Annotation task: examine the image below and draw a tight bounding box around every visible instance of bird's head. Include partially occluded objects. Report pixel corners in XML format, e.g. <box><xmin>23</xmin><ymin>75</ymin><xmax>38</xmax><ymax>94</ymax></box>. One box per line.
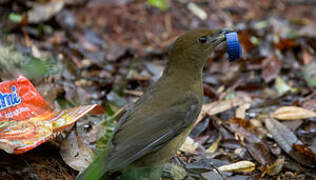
<box><xmin>168</xmin><ymin>28</ymin><xmax>234</xmax><ymax>70</ymax></box>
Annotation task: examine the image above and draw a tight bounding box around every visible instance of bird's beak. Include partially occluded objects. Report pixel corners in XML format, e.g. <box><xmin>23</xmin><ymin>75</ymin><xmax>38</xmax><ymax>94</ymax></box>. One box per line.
<box><xmin>211</xmin><ymin>28</ymin><xmax>234</xmax><ymax>46</ymax></box>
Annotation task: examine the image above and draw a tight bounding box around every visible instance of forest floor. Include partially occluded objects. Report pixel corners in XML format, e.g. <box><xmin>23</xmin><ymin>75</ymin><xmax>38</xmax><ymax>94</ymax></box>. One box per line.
<box><xmin>0</xmin><ymin>0</ymin><xmax>315</xmax><ymax>179</ymax></box>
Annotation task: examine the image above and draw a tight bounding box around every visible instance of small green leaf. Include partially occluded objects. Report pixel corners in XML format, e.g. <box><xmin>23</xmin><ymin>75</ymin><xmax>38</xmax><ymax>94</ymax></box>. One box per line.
<box><xmin>147</xmin><ymin>0</ymin><xmax>168</xmax><ymax>11</ymax></box>
<box><xmin>22</xmin><ymin>58</ymin><xmax>52</xmax><ymax>79</ymax></box>
<box><xmin>254</xmin><ymin>21</ymin><xmax>268</xmax><ymax>30</ymax></box>
<box><xmin>250</xmin><ymin>36</ymin><xmax>260</xmax><ymax>45</ymax></box>
<box><xmin>104</xmin><ymin>103</ymin><xmax>115</xmax><ymax>116</ymax></box>
<box><xmin>274</xmin><ymin>76</ymin><xmax>291</xmax><ymax>95</ymax></box>
<box><xmin>9</xmin><ymin>13</ymin><xmax>23</xmax><ymax>23</ymax></box>
<box><xmin>303</xmin><ymin>61</ymin><xmax>316</xmax><ymax>87</ymax></box>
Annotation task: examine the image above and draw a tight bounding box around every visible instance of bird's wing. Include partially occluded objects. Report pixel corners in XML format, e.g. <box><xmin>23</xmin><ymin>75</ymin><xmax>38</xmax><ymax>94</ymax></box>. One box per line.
<box><xmin>106</xmin><ymin>94</ymin><xmax>200</xmax><ymax>171</ymax></box>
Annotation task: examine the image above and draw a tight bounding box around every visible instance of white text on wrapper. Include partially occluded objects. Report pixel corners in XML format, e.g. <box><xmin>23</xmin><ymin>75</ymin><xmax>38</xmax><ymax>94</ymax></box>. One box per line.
<box><xmin>0</xmin><ymin>86</ymin><xmax>22</xmax><ymax>111</ymax></box>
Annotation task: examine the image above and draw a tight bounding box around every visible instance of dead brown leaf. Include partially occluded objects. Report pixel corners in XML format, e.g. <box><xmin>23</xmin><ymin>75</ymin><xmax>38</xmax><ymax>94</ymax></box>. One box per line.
<box><xmin>275</xmin><ymin>39</ymin><xmax>296</xmax><ymax>51</ymax></box>
<box><xmin>226</xmin><ymin>118</ymin><xmax>261</xmax><ymax>143</ymax></box>
<box><xmin>60</xmin><ymin>130</ymin><xmax>94</xmax><ymax>172</ymax></box>
<box><xmin>195</xmin><ymin>95</ymin><xmax>252</xmax><ymax>125</ymax></box>
<box><xmin>246</xmin><ymin>142</ymin><xmax>274</xmax><ymax>166</ymax></box>
<box><xmin>262</xmin><ymin>54</ymin><xmax>282</xmax><ymax>83</ymax></box>
<box><xmin>263</xmin><ymin>156</ymin><xmax>285</xmax><ymax>176</ymax></box>
<box><xmin>265</xmin><ymin>118</ymin><xmax>316</xmax><ymax>168</ymax></box>
<box><xmin>302</xmin><ymin>50</ymin><xmax>313</xmax><ymax>65</ymax></box>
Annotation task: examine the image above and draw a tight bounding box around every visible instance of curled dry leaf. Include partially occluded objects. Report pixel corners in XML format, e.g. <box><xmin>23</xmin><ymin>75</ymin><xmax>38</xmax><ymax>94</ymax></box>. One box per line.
<box><xmin>271</xmin><ymin>106</ymin><xmax>316</xmax><ymax>120</ymax></box>
<box><xmin>60</xmin><ymin>130</ymin><xmax>94</xmax><ymax>172</ymax></box>
<box><xmin>265</xmin><ymin>118</ymin><xmax>316</xmax><ymax>168</ymax></box>
<box><xmin>218</xmin><ymin>161</ymin><xmax>255</xmax><ymax>173</ymax></box>
<box><xmin>179</xmin><ymin>136</ymin><xmax>199</xmax><ymax>153</ymax></box>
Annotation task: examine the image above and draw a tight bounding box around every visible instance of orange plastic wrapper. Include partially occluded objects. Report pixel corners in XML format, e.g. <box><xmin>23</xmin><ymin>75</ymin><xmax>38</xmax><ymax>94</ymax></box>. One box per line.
<box><xmin>0</xmin><ymin>76</ymin><xmax>104</xmax><ymax>154</ymax></box>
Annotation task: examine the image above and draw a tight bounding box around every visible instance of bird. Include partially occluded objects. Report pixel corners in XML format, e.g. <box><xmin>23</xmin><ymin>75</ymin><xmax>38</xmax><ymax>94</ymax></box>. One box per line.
<box><xmin>78</xmin><ymin>28</ymin><xmax>234</xmax><ymax>180</ymax></box>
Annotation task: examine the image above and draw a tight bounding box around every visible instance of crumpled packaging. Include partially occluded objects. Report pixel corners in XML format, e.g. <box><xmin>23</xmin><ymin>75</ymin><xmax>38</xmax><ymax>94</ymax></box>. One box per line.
<box><xmin>0</xmin><ymin>75</ymin><xmax>104</xmax><ymax>154</ymax></box>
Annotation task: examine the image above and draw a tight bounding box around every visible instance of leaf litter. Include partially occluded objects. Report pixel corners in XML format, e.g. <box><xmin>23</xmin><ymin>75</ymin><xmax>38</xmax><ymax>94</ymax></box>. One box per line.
<box><xmin>0</xmin><ymin>0</ymin><xmax>316</xmax><ymax>179</ymax></box>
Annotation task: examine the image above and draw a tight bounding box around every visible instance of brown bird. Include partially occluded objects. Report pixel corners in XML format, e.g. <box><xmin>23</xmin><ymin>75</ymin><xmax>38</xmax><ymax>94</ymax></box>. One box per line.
<box><xmin>78</xmin><ymin>28</ymin><xmax>234</xmax><ymax>180</ymax></box>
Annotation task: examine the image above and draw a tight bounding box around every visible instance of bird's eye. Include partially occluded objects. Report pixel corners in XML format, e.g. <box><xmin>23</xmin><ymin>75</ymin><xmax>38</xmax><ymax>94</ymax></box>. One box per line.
<box><xmin>198</xmin><ymin>36</ymin><xmax>208</xmax><ymax>44</ymax></box>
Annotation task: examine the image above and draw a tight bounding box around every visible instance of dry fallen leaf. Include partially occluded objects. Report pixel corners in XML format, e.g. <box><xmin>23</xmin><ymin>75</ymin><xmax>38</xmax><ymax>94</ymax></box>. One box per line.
<box><xmin>28</xmin><ymin>0</ymin><xmax>65</xmax><ymax>23</ymax></box>
<box><xmin>195</xmin><ymin>95</ymin><xmax>252</xmax><ymax>125</ymax></box>
<box><xmin>246</xmin><ymin>142</ymin><xmax>274</xmax><ymax>166</ymax></box>
<box><xmin>301</xmin><ymin>99</ymin><xmax>316</xmax><ymax>111</ymax></box>
<box><xmin>236</xmin><ymin>103</ymin><xmax>251</xmax><ymax>119</ymax></box>
<box><xmin>204</xmin><ymin>99</ymin><xmax>240</xmax><ymax>116</ymax></box>
<box><xmin>263</xmin><ymin>157</ymin><xmax>285</xmax><ymax>176</ymax></box>
<box><xmin>187</xmin><ymin>2</ymin><xmax>207</xmax><ymax>20</ymax></box>
<box><xmin>265</xmin><ymin>118</ymin><xmax>316</xmax><ymax>168</ymax></box>
<box><xmin>180</xmin><ymin>136</ymin><xmax>199</xmax><ymax>153</ymax></box>
<box><xmin>265</xmin><ymin>118</ymin><xmax>302</xmax><ymax>153</ymax></box>
<box><xmin>271</xmin><ymin>106</ymin><xmax>316</xmax><ymax>120</ymax></box>
<box><xmin>60</xmin><ymin>130</ymin><xmax>94</xmax><ymax>172</ymax></box>
<box><xmin>226</xmin><ymin>118</ymin><xmax>261</xmax><ymax>144</ymax></box>
<box><xmin>218</xmin><ymin>161</ymin><xmax>255</xmax><ymax>173</ymax></box>
<box><xmin>206</xmin><ymin>134</ymin><xmax>222</xmax><ymax>153</ymax></box>
<box><xmin>262</xmin><ymin>54</ymin><xmax>282</xmax><ymax>83</ymax></box>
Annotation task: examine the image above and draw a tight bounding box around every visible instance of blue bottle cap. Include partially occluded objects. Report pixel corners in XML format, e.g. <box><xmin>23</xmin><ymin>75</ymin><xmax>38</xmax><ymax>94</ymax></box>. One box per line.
<box><xmin>225</xmin><ymin>32</ymin><xmax>242</xmax><ymax>61</ymax></box>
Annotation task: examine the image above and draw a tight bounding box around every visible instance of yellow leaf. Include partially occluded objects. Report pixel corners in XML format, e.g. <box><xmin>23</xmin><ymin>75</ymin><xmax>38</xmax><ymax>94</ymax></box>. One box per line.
<box><xmin>206</xmin><ymin>134</ymin><xmax>222</xmax><ymax>153</ymax></box>
<box><xmin>271</xmin><ymin>106</ymin><xmax>316</xmax><ymax>120</ymax></box>
<box><xmin>218</xmin><ymin>161</ymin><xmax>255</xmax><ymax>173</ymax></box>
